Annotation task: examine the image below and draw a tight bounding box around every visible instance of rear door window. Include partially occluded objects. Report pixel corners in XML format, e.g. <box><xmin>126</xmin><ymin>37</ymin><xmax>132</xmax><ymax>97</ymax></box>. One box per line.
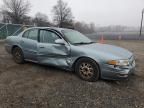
<box><xmin>23</xmin><ymin>29</ymin><xmax>38</xmax><ymax>41</ymax></box>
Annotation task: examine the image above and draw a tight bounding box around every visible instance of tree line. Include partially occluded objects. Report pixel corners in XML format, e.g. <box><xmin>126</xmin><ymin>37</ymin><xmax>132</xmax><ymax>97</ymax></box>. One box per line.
<box><xmin>0</xmin><ymin>0</ymin><xmax>96</xmax><ymax>34</ymax></box>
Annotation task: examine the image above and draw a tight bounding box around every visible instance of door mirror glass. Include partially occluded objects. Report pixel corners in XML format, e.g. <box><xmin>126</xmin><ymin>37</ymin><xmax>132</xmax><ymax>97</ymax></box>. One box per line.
<box><xmin>55</xmin><ymin>39</ymin><xmax>66</xmax><ymax>45</ymax></box>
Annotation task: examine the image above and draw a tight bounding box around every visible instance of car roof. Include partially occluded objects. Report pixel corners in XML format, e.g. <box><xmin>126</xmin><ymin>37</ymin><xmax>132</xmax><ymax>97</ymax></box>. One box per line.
<box><xmin>26</xmin><ymin>27</ymin><xmax>72</xmax><ymax>33</ymax></box>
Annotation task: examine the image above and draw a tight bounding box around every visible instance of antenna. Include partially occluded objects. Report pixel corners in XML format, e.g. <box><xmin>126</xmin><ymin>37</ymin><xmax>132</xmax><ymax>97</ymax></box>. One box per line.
<box><xmin>139</xmin><ymin>8</ymin><xmax>144</xmax><ymax>37</ymax></box>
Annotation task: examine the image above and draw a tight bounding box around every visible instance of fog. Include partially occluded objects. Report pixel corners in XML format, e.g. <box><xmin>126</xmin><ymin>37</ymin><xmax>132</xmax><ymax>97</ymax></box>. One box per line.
<box><xmin>28</xmin><ymin>0</ymin><xmax>144</xmax><ymax>27</ymax></box>
<box><xmin>0</xmin><ymin>0</ymin><xmax>143</xmax><ymax>27</ymax></box>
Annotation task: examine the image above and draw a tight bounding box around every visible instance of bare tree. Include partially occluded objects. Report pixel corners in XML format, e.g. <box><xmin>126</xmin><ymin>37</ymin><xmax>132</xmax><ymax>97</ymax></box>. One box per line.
<box><xmin>89</xmin><ymin>23</ymin><xmax>96</xmax><ymax>33</ymax></box>
<box><xmin>52</xmin><ymin>0</ymin><xmax>74</xmax><ymax>28</ymax></box>
<box><xmin>1</xmin><ymin>0</ymin><xmax>31</xmax><ymax>24</ymax></box>
<box><xmin>34</xmin><ymin>12</ymin><xmax>48</xmax><ymax>26</ymax></box>
<box><xmin>0</xmin><ymin>11</ymin><xmax>2</xmax><ymax>22</ymax></box>
<box><xmin>74</xmin><ymin>22</ymin><xmax>96</xmax><ymax>34</ymax></box>
<box><xmin>33</xmin><ymin>12</ymin><xmax>51</xmax><ymax>26</ymax></box>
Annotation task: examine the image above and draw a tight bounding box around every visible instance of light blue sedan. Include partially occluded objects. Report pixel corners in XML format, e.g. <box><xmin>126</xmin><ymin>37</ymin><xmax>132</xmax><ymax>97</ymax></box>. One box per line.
<box><xmin>5</xmin><ymin>27</ymin><xmax>135</xmax><ymax>81</ymax></box>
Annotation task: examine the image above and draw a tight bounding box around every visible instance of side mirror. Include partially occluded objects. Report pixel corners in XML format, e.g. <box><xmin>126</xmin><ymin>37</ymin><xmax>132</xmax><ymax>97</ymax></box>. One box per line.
<box><xmin>55</xmin><ymin>39</ymin><xmax>66</xmax><ymax>45</ymax></box>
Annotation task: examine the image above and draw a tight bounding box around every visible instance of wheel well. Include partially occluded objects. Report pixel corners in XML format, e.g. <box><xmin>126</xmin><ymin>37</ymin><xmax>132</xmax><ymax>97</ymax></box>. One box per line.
<box><xmin>11</xmin><ymin>45</ymin><xmax>19</xmax><ymax>53</ymax></box>
<box><xmin>72</xmin><ymin>57</ymin><xmax>101</xmax><ymax>74</ymax></box>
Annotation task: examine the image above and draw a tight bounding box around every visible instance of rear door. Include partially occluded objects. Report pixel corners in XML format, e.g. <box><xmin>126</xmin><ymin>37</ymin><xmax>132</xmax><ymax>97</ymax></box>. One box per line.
<box><xmin>37</xmin><ymin>29</ymin><xmax>70</xmax><ymax>67</ymax></box>
<box><xmin>20</xmin><ymin>29</ymin><xmax>38</xmax><ymax>61</ymax></box>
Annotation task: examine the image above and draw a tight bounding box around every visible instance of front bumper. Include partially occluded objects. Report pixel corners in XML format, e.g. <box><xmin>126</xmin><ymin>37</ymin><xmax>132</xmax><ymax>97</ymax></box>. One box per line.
<box><xmin>101</xmin><ymin>59</ymin><xmax>136</xmax><ymax>80</ymax></box>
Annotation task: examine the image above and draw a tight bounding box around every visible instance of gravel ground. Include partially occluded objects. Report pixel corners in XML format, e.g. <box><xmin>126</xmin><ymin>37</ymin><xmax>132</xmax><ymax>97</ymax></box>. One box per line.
<box><xmin>0</xmin><ymin>40</ymin><xmax>144</xmax><ymax>108</ymax></box>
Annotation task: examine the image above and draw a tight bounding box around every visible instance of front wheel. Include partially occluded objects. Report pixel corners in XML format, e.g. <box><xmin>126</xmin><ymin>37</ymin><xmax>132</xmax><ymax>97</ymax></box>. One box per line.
<box><xmin>12</xmin><ymin>47</ymin><xmax>25</xmax><ymax>64</ymax></box>
<box><xmin>75</xmin><ymin>58</ymin><xmax>100</xmax><ymax>82</ymax></box>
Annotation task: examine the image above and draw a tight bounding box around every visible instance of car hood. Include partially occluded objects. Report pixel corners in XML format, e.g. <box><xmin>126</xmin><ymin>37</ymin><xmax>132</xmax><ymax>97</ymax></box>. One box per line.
<box><xmin>77</xmin><ymin>43</ymin><xmax>133</xmax><ymax>60</ymax></box>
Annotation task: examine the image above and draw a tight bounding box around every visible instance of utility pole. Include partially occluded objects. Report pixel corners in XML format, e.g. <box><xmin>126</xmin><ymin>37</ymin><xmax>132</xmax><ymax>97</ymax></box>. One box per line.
<box><xmin>139</xmin><ymin>9</ymin><xmax>144</xmax><ymax>37</ymax></box>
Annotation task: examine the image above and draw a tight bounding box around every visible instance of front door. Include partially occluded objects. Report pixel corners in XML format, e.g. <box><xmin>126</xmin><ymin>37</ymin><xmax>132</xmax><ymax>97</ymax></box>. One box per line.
<box><xmin>37</xmin><ymin>29</ymin><xmax>70</xmax><ymax>67</ymax></box>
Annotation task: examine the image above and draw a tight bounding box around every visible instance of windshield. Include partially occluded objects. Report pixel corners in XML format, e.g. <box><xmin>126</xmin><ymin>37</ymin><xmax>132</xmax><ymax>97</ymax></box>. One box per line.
<box><xmin>62</xmin><ymin>30</ymin><xmax>93</xmax><ymax>45</ymax></box>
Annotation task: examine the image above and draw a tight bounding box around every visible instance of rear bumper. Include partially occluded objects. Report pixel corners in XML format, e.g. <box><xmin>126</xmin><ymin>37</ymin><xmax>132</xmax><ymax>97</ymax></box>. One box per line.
<box><xmin>5</xmin><ymin>44</ymin><xmax>12</xmax><ymax>54</ymax></box>
<box><xmin>101</xmin><ymin>63</ymin><xmax>136</xmax><ymax>80</ymax></box>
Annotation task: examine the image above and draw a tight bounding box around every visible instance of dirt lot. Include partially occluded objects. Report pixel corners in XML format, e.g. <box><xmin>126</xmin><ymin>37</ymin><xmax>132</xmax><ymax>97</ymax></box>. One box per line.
<box><xmin>0</xmin><ymin>40</ymin><xmax>144</xmax><ymax>108</ymax></box>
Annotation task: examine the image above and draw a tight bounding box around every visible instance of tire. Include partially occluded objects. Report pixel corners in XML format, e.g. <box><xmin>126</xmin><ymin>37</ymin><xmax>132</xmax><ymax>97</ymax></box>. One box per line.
<box><xmin>75</xmin><ymin>58</ymin><xmax>100</xmax><ymax>82</ymax></box>
<box><xmin>12</xmin><ymin>47</ymin><xmax>25</xmax><ymax>64</ymax></box>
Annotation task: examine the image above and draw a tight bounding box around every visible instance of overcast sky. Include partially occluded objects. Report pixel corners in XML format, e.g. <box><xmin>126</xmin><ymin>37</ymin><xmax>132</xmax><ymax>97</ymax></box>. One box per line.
<box><xmin>0</xmin><ymin>0</ymin><xmax>144</xmax><ymax>27</ymax></box>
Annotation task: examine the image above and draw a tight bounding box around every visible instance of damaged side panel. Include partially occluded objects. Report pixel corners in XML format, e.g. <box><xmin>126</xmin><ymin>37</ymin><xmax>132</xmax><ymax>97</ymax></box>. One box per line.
<box><xmin>37</xmin><ymin>43</ymin><xmax>71</xmax><ymax>68</ymax></box>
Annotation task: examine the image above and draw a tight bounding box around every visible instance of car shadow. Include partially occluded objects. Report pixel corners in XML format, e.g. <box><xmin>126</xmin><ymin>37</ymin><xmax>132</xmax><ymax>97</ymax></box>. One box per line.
<box><xmin>18</xmin><ymin>61</ymin><xmax>140</xmax><ymax>85</ymax></box>
<box><xmin>25</xmin><ymin>61</ymin><xmax>74</xmax><ymax>75</ymax></box>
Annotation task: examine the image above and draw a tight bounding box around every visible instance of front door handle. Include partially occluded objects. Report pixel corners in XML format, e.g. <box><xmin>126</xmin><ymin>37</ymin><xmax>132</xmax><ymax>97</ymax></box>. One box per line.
<box><xmin>39</xmin><ymin>46</ymin><xmax>45</xmax><ymax>48</ymax></box>
<box><xmin>21</xmin><ymin>40</ymin><xmax>24</xmax><ymax>43</ymax></box>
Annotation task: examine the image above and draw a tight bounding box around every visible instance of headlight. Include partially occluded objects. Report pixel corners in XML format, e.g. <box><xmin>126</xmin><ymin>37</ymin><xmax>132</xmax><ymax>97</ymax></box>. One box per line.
<box><xmin>107</xmin><ymin>60</ymin><xmax>129</xmax><ymax>66</ymax></box>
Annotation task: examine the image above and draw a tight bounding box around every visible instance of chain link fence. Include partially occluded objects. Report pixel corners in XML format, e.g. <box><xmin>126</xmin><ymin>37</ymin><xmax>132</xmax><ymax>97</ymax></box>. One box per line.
<box><xmin>0</xmin><ymin>23</ymin><xmax>33</xmax><ymax>39</ymax></box>
<box><xmin>0</xmin><ymin>23</ymin><xmax>143</xmax><ymax>40</ymax></box>
<box><xmin>87</xmin><ymin>31</ymin><xmax>144</xmax><ymax>40</ymax></box>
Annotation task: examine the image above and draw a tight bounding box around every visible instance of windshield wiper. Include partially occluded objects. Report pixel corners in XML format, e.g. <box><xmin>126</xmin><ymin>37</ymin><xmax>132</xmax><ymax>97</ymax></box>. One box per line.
<box><xmin>74</xmin><ymin>41</ymin><xmax>95</xmax><ymax>45</ymax></box>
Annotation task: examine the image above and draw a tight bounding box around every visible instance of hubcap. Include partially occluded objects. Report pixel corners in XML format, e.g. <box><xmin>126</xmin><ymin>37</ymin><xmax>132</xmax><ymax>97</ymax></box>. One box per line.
<box><xmin>14</xmin><ymin>49</ymin><xmax>22</xmax><ymax>61</ymax></box>
<box><xmin>79</xmin><ymin>62</ymin><xmax>94</xmax><ymax>79</ymax></box>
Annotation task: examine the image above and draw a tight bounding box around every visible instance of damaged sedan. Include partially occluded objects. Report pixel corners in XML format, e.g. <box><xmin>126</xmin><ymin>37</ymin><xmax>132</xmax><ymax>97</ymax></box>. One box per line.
<box><xmin>5</xmin><ymin>27</ymin><xmax>135</xmax><ymax>81</ymax></box>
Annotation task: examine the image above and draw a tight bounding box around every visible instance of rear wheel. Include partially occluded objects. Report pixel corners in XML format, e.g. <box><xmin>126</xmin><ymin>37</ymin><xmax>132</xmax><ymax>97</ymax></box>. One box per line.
<box><xmin>12</xmin><ymin>47</ymin><xmax>24</xmax><ymax>64</ymax></box>
<box><xmin>75</xmin><ymin>58</ymin><xmax>100</xmax><ymax>82</ymax></box>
